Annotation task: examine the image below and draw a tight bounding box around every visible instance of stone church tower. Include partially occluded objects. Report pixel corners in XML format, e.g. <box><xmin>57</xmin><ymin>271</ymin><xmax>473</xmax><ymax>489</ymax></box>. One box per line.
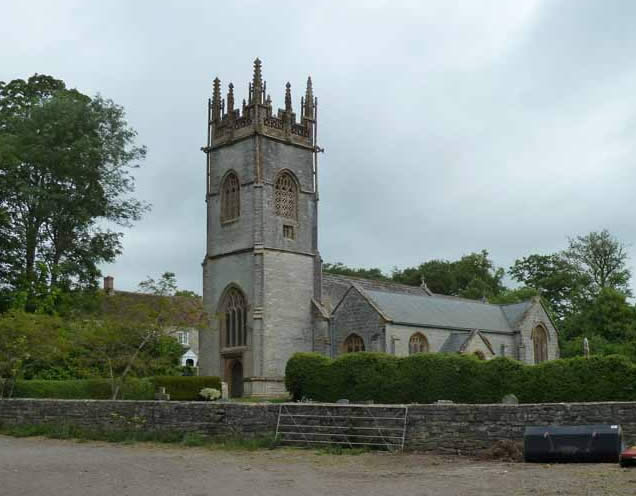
<box><xmin>199</xmin><ymin>59</ymin><xmax>321</xmax><ymax>397</ymax></box>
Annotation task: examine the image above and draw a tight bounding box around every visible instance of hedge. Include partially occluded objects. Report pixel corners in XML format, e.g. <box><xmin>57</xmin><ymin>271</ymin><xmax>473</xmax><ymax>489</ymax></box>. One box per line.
<box><xmin>285</xmin><ymin>352</ymin><xmax>636</xmax><ymax>404</ymax></box>
<box><xmin>9</xmin><ymin>376</ymin><xmax>222</xmax><ymax>401</ymax></box>
<box><xmin>11</xmin><ymin>379</ymin><xmax>154</xmax><ymax>400</ymax></box>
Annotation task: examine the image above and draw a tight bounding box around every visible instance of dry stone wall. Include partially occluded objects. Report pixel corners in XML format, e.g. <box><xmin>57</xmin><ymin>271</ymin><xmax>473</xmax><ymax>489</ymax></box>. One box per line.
<box><xmin>1</xmin><ymin>399</ymin><xmax>635</xmax><ymax>453</ymax></box>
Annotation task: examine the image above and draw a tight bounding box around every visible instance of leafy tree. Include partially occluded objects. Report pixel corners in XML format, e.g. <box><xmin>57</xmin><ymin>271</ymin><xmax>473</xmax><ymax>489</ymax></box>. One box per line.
<box><xmin>392</xmin><ymin>250</ymin><xmax>505</xmax><ymax>299</ymax></box>
<box><xmin>561</xmin><ymin>287</ymin><xmax>636</xmax><ymax>343</ymax></box>
<box><xmin>0</xmin><ymin>310</ymin><xmax>62</xmax><ymax>396</ymax></box>
<box><xmin>322</xmin><ymin>262</ymin><xmax>389</xmax><ymax>281</ymax></box>
<box><xmin>509</xmin><ymin>254</ymin><xmax>584</xmax><ymax>320</ymax></box>
<box><xmin>0</xmin><ymin>74</ymin><xmax>147</xmax><ymax>312</ymax></box>
<box><xmin>564</xmin><ymin>229</ymin><xmax>631</xmax><ymax>297</ymax></box>
<box><xmin>75</xmin><ymin>272</ymin><xmax>204</xmax><ymax>399</ymax></box>
<box><xmin>488</xmin><ymin>287</ymin><xmax>539</xmax><ymax>305</ymax></box>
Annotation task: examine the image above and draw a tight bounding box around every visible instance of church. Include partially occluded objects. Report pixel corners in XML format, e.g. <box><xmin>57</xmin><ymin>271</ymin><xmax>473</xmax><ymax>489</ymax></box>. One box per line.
<box><xmin>199</xmin><ymin>59</ymin><xmax>559</xmax><ymax>397</ymax></box>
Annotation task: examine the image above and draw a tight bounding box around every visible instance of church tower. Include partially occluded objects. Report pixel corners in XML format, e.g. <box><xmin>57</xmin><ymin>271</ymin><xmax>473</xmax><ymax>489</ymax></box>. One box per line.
<box><xmin>200</xmin><ymin>59</ymin><xmax>321</xmax><ymax>396</ymax></box>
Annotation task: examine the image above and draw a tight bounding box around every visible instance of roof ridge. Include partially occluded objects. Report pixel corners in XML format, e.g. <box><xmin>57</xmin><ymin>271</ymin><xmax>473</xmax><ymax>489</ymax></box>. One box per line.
<box><xmin>322</xmin><ymin>273</ymin><xmax>427</xmax><ymax>293</ymax></box>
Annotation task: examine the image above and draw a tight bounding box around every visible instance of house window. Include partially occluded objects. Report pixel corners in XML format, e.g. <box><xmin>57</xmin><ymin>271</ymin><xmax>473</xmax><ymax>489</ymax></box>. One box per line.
<box><xmin>274</xmin><ymin>172</ymin><xmax>297</xmax><ymax>219</ymax></box>
<box><xmin>221</xmin><ymin>172</ymin><xmax>240</xmax><ymax>222</ymax></box>
<box><xmin>533</xmin><ymin>325</ymin><xmax>548</xmax><ymax>364</ymax></box>
<box><xmin>283</xmin><ymin>225</ymin><xmax>295</xmax><ymax>239</ymax></box>
<box><xmin>343</xmin><ymin>334</ymin><xmax>365</xmax><ymax>353</ymax></box>
<box><xmin>177</xmin><ymin>331</ymin><xmax>189</xmax><ymax>346</ymax></box>
<box><xmin>221</xmin><ymin>287</ymin><xmax>248</xmax><ymax>348</ymax></box>
<box><xmin>409</xmin><ymin>333</ymin><xmax>429</xmax><ymax>354</ymax></box>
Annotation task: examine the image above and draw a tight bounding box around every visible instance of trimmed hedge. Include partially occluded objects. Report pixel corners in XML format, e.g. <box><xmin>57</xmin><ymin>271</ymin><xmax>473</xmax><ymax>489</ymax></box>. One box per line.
<box><xmin>10</xmin><ymin>376</ymin><xmax>222</xmax><ymax>401</ymax></box>
<box><xmin>150</xmin><ymin>376</ymin><xmax>222</xmax><ymax>401</ymax></box>
<box><xmin>11</xmin><ymin>379</ymin><xmax>154</xmax><ymax>400</ymax></box>
<box><xmin>285</xmin><ymin>352</ymin><xmax>636</xmax><ymax>404</ymax></box>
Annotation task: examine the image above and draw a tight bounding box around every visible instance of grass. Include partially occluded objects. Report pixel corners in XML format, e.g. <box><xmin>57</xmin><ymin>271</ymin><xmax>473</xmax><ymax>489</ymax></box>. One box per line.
<box><xmin>0</xmin><ymin>423</ymin><xmax>277</xmax><ymax>450</ymax></box>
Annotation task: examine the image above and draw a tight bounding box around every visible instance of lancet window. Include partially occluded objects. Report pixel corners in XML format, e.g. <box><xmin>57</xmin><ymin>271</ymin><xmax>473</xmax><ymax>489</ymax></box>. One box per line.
<box><xmin>533</xmin><ymin>325</ymin><xmax>548</xmax><ymax>364</ymax></box>
<box><xmin>221</xmin><ymin>288</ymin><xmax>247</xmax><ymax>348</ymax></box>
<box><xmin>221</xmin><ymin>172</ymin><xmax>240</xmax><ymax>222</ymax></box>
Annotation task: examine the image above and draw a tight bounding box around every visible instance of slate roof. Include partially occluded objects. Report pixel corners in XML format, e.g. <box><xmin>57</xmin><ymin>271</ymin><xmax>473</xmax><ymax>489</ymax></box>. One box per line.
<box><xmin>364</xmin><ymin>289</ymin><xmax>522</xmax><ymax>333</ymax></box>
<box><xmin>439</xmin><ymin>332</ymin><xmax>469</xmax><ymax>352</ymax></box>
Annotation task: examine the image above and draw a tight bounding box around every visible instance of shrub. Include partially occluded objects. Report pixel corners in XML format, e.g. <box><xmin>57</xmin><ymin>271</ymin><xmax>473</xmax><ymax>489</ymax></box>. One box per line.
<box><xmin>150</xmin><ymin>376</ymin><xmax>222</xmax><ymax>401</ymax></box>
<box><xmin>11</xmin><ymin>378</ymin><xmax>154</xmax><ymax>400</ymax></box>
<box><xmin>285</xmin><ymin>352</ymin><xmax>636</xmax><ymax>404</ymax></box>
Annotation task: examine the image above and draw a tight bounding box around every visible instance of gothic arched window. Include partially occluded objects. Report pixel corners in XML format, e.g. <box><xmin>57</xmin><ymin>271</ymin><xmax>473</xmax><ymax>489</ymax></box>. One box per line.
<box><xmin>274</xmin><ymin>172</ymin><xmax>297</xmax><ymax>219</ymax></box>
<box><xmin>343</xmin><ymin>334</ymin><xmax>365</xmax><ymax>353</ymax></box>
<box><xmin>409</xmin><ymin>333</ymin><xmax>429</xmax><ymax>354</ymax></box>
<box><xmin>221</xmin><ymin>172</ymin><xmax>240</xmax><ymax>222</ymax></box>
<box><xmin>220</xmin><ymin>287</ymin><xmax>247</xmax><ymax>348</ymax></box>
<box><xmin>533</xmin><ymin>325</ymin><xmax>548</xmax><ymax>364</ymax></box>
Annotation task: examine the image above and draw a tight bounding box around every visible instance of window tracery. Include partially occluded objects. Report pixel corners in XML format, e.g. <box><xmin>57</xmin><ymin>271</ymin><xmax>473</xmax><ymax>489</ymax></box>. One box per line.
<box><xmin>533</xmin><ymin>325</ymin><xmax>548</xmax><ymax>364</ymax></box>
<box><xmin>409</xmin><ymin>333</ymin><xmax>429</xmax><ymax>354</ymax></box>
<box><xmin>274</xmin><ymin>172</ymin><xmax>297</xmax><ymax>219</ymax></box>
<box><xmin>221</xmin><ymin>287</ymin><xmax>247</xmax><ymax>348</ymax></box>
<box><xmin>221</xmin><ymin>172</ymin><xmax>240</xmax><ymax>222</ymax></box>
<box><xmin>343</xmin><ymin>334</ymin><xmax>365</xmax><ymax>353</ymax></box>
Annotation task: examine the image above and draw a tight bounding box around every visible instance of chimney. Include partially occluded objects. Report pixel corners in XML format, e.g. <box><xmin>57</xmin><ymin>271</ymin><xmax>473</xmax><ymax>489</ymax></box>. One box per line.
<box><xmin>103</xmin><ymin>276</ymin><xmax>114</xmax><ymax>295</ymax></box>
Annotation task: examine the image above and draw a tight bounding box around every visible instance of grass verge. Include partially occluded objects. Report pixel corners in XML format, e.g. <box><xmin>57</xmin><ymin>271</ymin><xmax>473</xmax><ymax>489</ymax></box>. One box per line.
<box><xmin>0</xmin><ymin>423</ymin><xmax>277</xmax><ymax>450</ymax></box>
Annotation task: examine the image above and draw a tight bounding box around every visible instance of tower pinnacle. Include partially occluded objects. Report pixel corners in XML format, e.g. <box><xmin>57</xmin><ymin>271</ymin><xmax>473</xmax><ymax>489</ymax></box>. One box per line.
<box><xmin>212</xmin><ymin>77</ymin><xmax>222</xmax><ymax>121</ymax></box>
<box><xmin>251</xmin><ymin>58</ymin><xmax>263</xmax><ymax>104</ymax></box>
<box><xmin>285</xmin><ymin>82</ymin><xmax>292</xmax><ymax>113</ymax></box>
<box><xmin>304</xmin><ymin>76</ymin><xmax>314</xmax><ymax>120</ymax></box>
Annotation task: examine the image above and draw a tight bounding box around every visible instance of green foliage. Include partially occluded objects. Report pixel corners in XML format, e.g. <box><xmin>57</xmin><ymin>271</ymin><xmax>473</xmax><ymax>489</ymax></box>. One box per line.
<box><xmin>391</xmin><ymin>250</ymin><xmax>505</xmax><ymax>299</ymax></box>
<box><xmin>565</xmin><ymin>229</ymin><xmax>631</xmax><ymax>297</ymax></box>
<box><xmin>11</xmin><ymin>378</ymin><xmax>154</xmax><ymax>400</ymax></box>
<box><xmin>509</xmin><ymin>254</ymin><xmax>583</xmax><ymax>320</ymax></box>
<box><xmin>322</xmin><ymin>263</ymin><xmax>390</xmax><ymax>281</ymax></box>
<box><xmin>285</xmin><ymin>352</ymin><xmax>636</xmax><ymax>403</ymax></box>
<box><xmin>150</xmin><ymin>376</ymin><xmax>222</xmax><ymax>401</ymax></box>
<box><xmin>0</xmin><ymin>74</ymin><xmax>147</xmax><ymax>312</ymax></box>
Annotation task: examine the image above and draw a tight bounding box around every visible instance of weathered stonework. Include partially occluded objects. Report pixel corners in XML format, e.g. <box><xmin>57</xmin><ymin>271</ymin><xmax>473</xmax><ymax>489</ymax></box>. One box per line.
<box><xmin>2</xmin><ymin>400</ymin><xmax>634</xmax><ymax>453</ymax></box>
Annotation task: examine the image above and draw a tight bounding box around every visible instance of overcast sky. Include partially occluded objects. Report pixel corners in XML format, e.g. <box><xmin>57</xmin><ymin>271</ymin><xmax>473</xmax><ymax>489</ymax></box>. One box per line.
<box><xmin>3</xmin><ymin>0</ymin><xmax>636</xmax><ymax>293</ymax></box>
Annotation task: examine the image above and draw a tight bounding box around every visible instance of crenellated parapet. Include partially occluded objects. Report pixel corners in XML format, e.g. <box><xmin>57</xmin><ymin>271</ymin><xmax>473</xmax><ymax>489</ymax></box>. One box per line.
<box><xmin>206</xmin><ymin>58</ymin><xmax>316</xmax><ymax>150</ymax></box>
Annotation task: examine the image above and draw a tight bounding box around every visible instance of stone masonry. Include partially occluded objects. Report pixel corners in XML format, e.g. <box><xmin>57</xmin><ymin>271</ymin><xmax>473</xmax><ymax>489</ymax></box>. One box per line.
<box><xmin>1</xmin><ymin>399</ymin><xmax>635</xmax><ymax>453</ymax></box>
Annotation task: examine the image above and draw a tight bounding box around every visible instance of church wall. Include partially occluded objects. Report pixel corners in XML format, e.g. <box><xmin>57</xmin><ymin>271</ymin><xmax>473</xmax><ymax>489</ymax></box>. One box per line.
<box><xmin>332</xmin><ymin>289</ymin><xmax>386</xmax><ymax>354</ymax></box>
<box><xmin>260</xmin><ymin>139</ymin><xmax>315</xmax><ymax>254</ymax></box>
<box><xmin>518</xmin><ymin>301</ymin><xmax>559</xmax><ymax>364</ymax></box>
<box><xmin>261</xmin><ymin>250</ymin><xmax>315</xmax><ymax>377</ymax></box>
<box><xmin>199</xmin><ymin>252</ymin><xmax>254</xmax><ymax>377</ymax></box>
<box><xmin>207</xmin><ymin>138</ymin><xmax>256</xmax><ymax>256</ymax></box>
<box><xmin>385</xmin><ymin>324</ymin><xmax>457</xmax><ymax>356</ymax></box>
<box><xmin>478</xmin><ymin>332</ymin><xmax>517</xmax><ymax>359</ymax></box>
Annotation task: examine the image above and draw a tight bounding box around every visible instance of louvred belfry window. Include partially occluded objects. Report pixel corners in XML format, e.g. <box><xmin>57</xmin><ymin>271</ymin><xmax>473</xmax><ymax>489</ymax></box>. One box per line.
<box><xmin>274</xmin><ymin>172</ymin><xmax>297</xmax><ymax>219</ymax></box>
<box><xmin>221</xmin><ymin>172</ymin><xmax>240</xmax><ymax>222</ymax></box>
<box><xmin>221</xmin><ymin>288</ymin><xmax>247</xmax><ymax>348</ymax></box>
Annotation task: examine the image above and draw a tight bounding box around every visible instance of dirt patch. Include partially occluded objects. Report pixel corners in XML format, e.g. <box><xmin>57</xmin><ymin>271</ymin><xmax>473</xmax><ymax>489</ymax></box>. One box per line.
<box><xmin>1</xmin><ymin>435</ymin><xmax>635</xmax><ymax>496</ymax></box>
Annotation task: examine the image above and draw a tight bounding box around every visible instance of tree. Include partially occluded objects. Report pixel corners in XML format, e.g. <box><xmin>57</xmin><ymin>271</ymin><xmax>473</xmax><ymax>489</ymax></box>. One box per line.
<box><xmin>0</xmin><ymin>74</ymin><xmax>147</xmax><ymax>312</ymax></box>
<box><xmin>564</xmin><ymin>229</ymin><xmax>631</xmax><ymax>297</ymax></box>
<box><xmin>76</xmin><ymin>272</ymin><xmax>205</xmax><ymax>399</ymax></box>
<box><xmin>322</xmin><ymin>262</ymin><xmax>389</xmax><ymax>281</ymax></box>
<box><xmin>0</xmin><ymin>310</ymin><xmax>62</xmax><ymax>397</ymax></box>
<box><xmin>509</xmin><ymin>254</ymin><xmax>584</xmax><ymax>320</ymax></box>
<box><xmin>392</xmin><ymin>250</ymin><xmax>505</xmax><ymax>299</ymax></box>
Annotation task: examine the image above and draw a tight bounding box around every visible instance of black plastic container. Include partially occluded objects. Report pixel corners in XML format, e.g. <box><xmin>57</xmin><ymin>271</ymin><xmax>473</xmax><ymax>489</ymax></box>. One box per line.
<box><xmin>524</xmin><ymin>425</ymin><xmax>623</xmax><ymax>463</ymax></box>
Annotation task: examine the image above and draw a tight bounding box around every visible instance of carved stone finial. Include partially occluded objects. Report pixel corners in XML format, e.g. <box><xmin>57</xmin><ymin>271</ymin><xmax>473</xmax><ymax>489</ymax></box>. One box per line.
<box><xmin>304</xmin><ymin>76</ymin><xmax>314</xmax><ymax>119</ymax></box>
<box><xmin>242</xmin><ymin>98</ymin><xmax>247</xmax><ymax>115</ymax></box>
<box><xmin>227</xmin><ymin>83</ymin><xmax>234</xmax><ymax>114</ymax></box>
<box><xmin>266</xmin><ymin>94</ymin><xmax>272</xmax><ymax>106</ymax></box>
<box><xmin>251</xmin><ymin>57</ymin><xmax>263</xmax><ymax>104</ymax></box>
<box><xmin>285</xmin><ymin>82</ymin><xmax>292</xmax><ymax>113</ymax></box>
<box><xmin>212</xmin><ymin>77</ymin><xmax>222</xmax><ymax>121</ymax></box>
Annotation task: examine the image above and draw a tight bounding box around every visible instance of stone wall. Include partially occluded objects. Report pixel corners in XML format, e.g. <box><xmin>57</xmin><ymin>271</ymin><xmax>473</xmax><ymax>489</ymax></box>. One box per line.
<box><xmin>2</xmin><ymin>400</ymin><xmax>635</xmax><ymax>453</ymax></box>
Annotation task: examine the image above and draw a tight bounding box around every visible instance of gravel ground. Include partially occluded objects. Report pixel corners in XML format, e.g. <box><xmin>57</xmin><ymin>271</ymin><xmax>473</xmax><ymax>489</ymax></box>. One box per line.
<box><xmin>1</xmin><ymin>435</ymin><xmax>635</xmax><ymax>496</ymax></box>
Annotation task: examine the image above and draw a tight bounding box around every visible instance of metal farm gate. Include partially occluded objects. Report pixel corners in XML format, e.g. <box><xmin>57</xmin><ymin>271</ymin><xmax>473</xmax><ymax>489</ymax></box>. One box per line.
<box><xmin>274</xmin><ymin>403</ymin><xmax>408</xmax><ymax>452</ymax></box>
